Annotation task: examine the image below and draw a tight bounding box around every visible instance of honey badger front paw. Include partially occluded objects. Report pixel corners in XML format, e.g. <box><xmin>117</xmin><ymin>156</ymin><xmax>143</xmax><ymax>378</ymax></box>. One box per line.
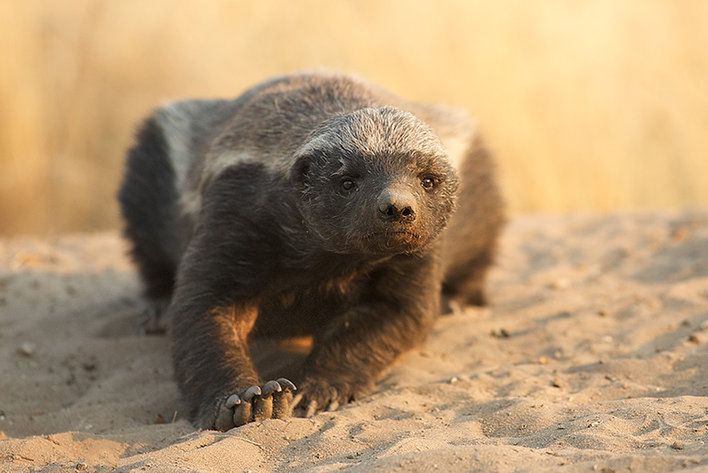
<box><xmin>293</xmin><ymin>378</ymin><xmax>372</xmax><ymax>417</ymax></box>
<box><xmin>212</xmin><ymin>378</ymin><xmax>296</xmax><ymax>431</ymax></box>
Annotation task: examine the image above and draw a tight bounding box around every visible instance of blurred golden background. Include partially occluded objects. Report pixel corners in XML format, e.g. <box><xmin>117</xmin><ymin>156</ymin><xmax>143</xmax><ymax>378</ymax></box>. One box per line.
<box><xmin>1</xmin><ymin>1</ymin><xmax>707</xmax><ymax>236</ymax></box>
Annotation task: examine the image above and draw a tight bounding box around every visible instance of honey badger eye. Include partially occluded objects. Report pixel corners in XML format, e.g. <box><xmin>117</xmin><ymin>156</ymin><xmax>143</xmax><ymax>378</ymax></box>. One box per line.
<box><xmin>341</xmin><ymin>179</ymin><xmax>355</xmax><ymax>191</ymax></box>
<box><xmin>421</xmin><ymin>176</ymin><xmax>435</xmax><ymax>190</ymax></box>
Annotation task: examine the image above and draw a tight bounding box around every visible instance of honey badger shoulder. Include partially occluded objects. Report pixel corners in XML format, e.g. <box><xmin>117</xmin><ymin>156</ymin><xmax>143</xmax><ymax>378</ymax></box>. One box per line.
<box><xmin>117</xmin><ymin>72</ymin><xmax>504</xmax><ymax>430</ymax></box>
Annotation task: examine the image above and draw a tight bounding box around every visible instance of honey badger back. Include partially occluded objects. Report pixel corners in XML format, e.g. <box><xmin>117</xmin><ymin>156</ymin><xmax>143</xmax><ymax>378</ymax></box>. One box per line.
<box><xmin>118</xmin><ymin>72</ymin><xmax>504</xmax><ymax>430</ymax></box>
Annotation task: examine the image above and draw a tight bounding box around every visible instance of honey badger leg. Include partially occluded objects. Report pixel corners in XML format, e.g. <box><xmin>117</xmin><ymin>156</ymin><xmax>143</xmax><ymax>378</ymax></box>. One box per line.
<box><xmin>118</xmin><ymin>117</ymin><xmax>181</xmax><ymax>322</ymax></box>
<box><xmin>441</xmin><ymin>138</ymin><xmax>504</xmax><ymax>307</ymax></box>
<box><xmin>294</xmin><ymin>255</ymin><xmax>440</xmax><ymax>416</ymax></box>
<box><xmin>442</xmin><ymin>246</ymin><xmax>495</xmax><ymax>307</ymax></box>
<box><xmin>172</xmin><ymin>292</ymin><xmax>298</xmax><ymax>430</ymax></box>
<box><xmin>169</xmin><ymin>195</ymin><xmax>297</xmax><ymax>430</ymax></box>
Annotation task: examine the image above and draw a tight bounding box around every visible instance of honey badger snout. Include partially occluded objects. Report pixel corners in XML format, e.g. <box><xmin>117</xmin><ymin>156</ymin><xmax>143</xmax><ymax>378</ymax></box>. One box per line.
<box><xmin>376</xmin><ymin>187</ymin><xmax>416</xmax><ymax>223</ymax></box>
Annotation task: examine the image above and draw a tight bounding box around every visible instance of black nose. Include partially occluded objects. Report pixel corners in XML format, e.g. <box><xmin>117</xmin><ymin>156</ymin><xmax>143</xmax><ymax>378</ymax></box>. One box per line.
<box><xmin>377</xmin><ymin>189</ymin><xmax>416</xmax><ymax>223</ymax></box>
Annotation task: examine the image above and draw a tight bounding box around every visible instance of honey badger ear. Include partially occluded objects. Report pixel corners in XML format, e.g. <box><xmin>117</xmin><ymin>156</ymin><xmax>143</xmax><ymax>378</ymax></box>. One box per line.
<box><xmin>289</xmin><ymin>153</ymin><xmax>315</xmax><ymax>190</ymax></box>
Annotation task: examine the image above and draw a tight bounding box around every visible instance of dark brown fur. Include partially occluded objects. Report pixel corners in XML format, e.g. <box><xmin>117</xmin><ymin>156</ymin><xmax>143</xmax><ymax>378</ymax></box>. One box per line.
<box><xmin>118</xmin><ymin>72</ymin><xmax>504</xmax><ymax>430</ymax></box>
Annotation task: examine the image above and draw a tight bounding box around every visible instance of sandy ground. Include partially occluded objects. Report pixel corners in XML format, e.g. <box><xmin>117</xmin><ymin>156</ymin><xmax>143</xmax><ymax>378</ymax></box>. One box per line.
<box><xmin>1</xmin><ymin>212</ymin><xmax>707</xmax><ymax>472</ymax></box>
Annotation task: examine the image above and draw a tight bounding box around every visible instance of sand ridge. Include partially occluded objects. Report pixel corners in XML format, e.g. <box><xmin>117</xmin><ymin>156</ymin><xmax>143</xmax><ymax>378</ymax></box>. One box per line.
<box><xmin>1</xmin><ymin>213</ymin><xmax>707</xmax><ymax>472</ymax></box>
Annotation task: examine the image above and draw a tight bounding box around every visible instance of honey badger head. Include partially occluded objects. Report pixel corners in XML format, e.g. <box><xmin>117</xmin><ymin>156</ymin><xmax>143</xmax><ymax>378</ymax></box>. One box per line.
<box><xmin>290</xmin><ymin>106</ymin><xmax>460</xmax><ymax>255</ymax></box>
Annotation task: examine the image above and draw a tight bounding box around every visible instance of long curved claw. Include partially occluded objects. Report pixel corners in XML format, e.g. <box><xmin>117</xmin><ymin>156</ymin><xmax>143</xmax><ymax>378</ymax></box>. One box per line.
<box><xmin>291</xmin><ymin>392</ymin><xmax>304</xmax><ymax>409</ymax></box>
<box><xmin>242</xmin><ymin>385</ymin><xmax>261</xmax><ymax>401</ymax></box>
<box><xmin>327</xmin><ymin>399</ymin><xmax>340</xmax><ymax>412</ymax></box>
<box><xmin>261</xmin><ymin>380</ymin><xmax>283</xmax><ymax>396</ymax></box>
<box><xmin>305</xmin><ymin>400</ymin><xmax>318</xmax><ymax>418</ymax></box>
<box><xmin>225</xmin><ymin>394</ymin><xmax>242</xmax><ymax>408</ymax></box>
<box><xmin>276</xmin><ymin>378</ymin><xmax>297</xmax><ymax>392</ymax></box>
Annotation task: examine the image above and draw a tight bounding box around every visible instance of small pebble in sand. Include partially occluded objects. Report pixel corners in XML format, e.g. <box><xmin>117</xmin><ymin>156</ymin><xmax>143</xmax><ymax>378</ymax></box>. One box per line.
<box><xmin>548</xmin><ymin>278</ymin><xmax>570</xmax><ymax>290</ymax></box>
<box><xmin>17</xmin><ymin>342</ymin><xmax>36</xmax><ymax>357</ymax></box>
<box><xmin>490</xmin><ymin>328</ymin><xmax>511</xmax><ymax>338</ymax></box>
<box><xmin>75</xmin><ymin>462</ymin><xmax>88</xmax><ymax>471</ymax></box>
<box><xmin>551</xmin><ymin>379</ymin><xmax>563</xmax><ymax>388</ymax></box>
<box><xmin>687</xmin><ymin>334</ymin><xmax>700</xmax><ymax>344</ymax></box>
<box><xmin>671</xmin><ymin>441</ymin><xmax>685</xmax><ymax>450</ymax></box>
<box><xmin>449</xmin><ymin>376</ymin><xmax>459</xmax><ymax>384</ymax></box>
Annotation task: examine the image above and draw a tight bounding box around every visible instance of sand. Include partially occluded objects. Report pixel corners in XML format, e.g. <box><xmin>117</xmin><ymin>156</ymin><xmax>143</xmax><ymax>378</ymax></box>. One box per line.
<box><xmin>1</xmin><ymin>212</ymin><xmax>707</xmax><ymax>472</ymax></box>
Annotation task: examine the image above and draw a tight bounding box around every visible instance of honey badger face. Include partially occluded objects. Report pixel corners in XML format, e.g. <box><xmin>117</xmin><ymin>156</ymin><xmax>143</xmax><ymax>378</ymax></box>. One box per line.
<box><xmin>291</xmin><ymin>107</ymin><xmax>459</xmax><ymax>255</ymax></box>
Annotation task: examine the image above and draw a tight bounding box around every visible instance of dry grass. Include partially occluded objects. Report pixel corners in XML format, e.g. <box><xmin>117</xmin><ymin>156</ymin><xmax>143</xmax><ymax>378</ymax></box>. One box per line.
<box><xmin>1</xmin><ymin>1</ymin><xmax>707</xmax><ymax>235</ymax></box>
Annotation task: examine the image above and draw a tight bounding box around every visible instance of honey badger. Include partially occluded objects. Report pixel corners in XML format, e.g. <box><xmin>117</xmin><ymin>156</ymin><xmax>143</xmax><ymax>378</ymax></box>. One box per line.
<box><xmin>118</xmin><ymin>72</ymin><xmax>504</xmax><ymax>431</ymax></box>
